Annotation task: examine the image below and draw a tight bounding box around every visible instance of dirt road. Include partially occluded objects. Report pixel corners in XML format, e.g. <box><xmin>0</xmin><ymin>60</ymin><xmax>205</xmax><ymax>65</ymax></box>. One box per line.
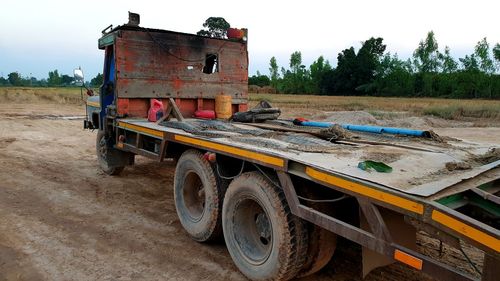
<box><xmin>0</xmin><ymin>103</ymin><xmax>495</xmax><ymax>281</ymax></box>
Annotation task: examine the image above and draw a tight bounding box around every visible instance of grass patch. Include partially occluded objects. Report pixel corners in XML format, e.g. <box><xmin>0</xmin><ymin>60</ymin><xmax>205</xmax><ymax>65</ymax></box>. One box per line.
<box><xmin>368</xmin><ymin>110</ymin><xmax>404</xmax><ymax>119</ymax></box>
<box><xmin>0</xmin><ymin>87</ymin><xmax>94</xmax><ymax>105</ymax></box>
<box><xmin>423</xmin><ymin>105</ymin><xmax>500</xmax><ymax>120</ymax></box>
<box><xmin>250</xmin><ymin>93</ymin><xmax>500</xmax><ymax>120</ymax></box>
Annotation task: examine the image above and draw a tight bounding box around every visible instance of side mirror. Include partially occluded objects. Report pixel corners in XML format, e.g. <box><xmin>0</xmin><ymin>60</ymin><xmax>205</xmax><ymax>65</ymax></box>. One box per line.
<box><xmin>74</xmin><ymin>68</ymin><xmax>84</xmax><ymax>86</ymax></box>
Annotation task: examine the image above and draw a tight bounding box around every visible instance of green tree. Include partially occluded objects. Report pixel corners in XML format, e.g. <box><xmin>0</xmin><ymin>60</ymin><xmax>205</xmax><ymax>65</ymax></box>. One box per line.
<box><xmin>248</xmin><ymin>71</ymin><xmax>271</xmax><ymax>87</ymax></box>
<box><xmin>330</xmin><ymin>47</ymin><xmax>357</xmax><ymax>94</ymax></box>
<box><xmin>91</xmin><ymin>73</ymin><xmax>103</xmax><ymax>86</ymax></box>
<box><xmin>413</xmin><ymin>31</ymin><xmax>441</xmax><ymax>73</ymax></box>
<box><xmin>460</xmin><ymin>55</ymin><xmax>479</xmax><ymax>72</ymax></box>
<box><xmin>282</xmin><ymin>51</ymin><xmax>309</xmax><ymax>94</ymax></box>
<box><xmin>61</xmin><ymin>74</ymin><xmax>73</xmax><ymax>86</ymax></box>
<box><xmin>289</xmin><ymin>51</ymin><xmax>302</xmax><ymax>73</ymax></box>
<box><xmin>329</xmin><ymin>37</ymin><xmax>386</xmax><ymax>95</ymax></box>
<box><xmin>355</xmin><ymin>37</ymin><xmax>386</xmax><ymax>92</ymax></box>
<box><xmin>197</xmin><ymin>17</ymin><xmax>230</xmax><ymax>39</ymax></box>
<box><xmin>269</xmin><ymin>56</ymin><xmax>279</xmax><ymax>89</ymax></box>
<box><xmin>48</xmin><ymin>70</ymin><xmax>62</xmax><ymax>86</ymax></box>
<box><xmin>7</xmin><ymin>72</ymin><xmax>21</xmax><ymax>86</ymax></box>
<box><xmin>309</xmin><ymin>55</ymin><xmax>332</xmax><ymax>94</ymax></box>
<box><xmin>372</xmin><ymin>53</ymin><xmax>414</xmax><ymax>96</ymax></box>
<box><xmin>493</xmin><ymin>43</ymin><xmax>500</xmax><ymax>68</ymax></box>
<box><xmin>474</xmin><ymin>38</ymin><xmax>495</xmax><ymax>74</ymax></box>
<box><xmin>439</xmin><ymin>46</ymin><xmax>458</xmax><ymax>73</ymax></box>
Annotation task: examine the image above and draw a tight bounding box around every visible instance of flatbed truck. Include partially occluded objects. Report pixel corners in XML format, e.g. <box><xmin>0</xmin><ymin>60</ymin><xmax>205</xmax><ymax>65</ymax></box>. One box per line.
<box><xmin>84</xmin><ymin>14</ymin><xmax>500</xmax><ymax>281</ymax></box>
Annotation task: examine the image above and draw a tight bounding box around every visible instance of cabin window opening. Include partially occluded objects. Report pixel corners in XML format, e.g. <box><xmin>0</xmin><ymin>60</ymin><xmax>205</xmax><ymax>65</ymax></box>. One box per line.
<box><xmin>203</xmin><ymin>54</ymin><xmax>218</xmax><ymax>74</ymax></box>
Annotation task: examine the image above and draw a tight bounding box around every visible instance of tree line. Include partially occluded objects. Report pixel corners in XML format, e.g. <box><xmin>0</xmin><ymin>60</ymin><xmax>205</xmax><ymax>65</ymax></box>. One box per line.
<box><xmin>0</xmin><ymin>70</ymin><xmax>103</xmax><ymax>87</ymax></box>
<box><xmin>249</xmin><ymin>32</ymin><xmax>500</xmax><ymax>99</ymax></box>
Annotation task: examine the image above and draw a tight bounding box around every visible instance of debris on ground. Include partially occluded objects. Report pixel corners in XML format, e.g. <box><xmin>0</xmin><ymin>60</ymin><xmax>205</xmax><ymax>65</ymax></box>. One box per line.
<box><xmin>427</xmin><ymin>130</ymin><xmax>445</xmax><ymax>142</ymax></box>
<box><xmin>445</xmin><ymin>161</ymin><xmax>472</xmax><ymax>171</ymax></box>
<box><xmin>318</xmin><ymin>124</ymin><xmax>351</xmax><ymax>140</ymax></box>
<box><xmin>361</xmin><ymin>151</ymin><xmax>402</xmax><ymax>164</ymax></box>
<box><xmin>473</xmin><ymin>148</ymin><xmax>500</xmax><ymax>164</ymax></box>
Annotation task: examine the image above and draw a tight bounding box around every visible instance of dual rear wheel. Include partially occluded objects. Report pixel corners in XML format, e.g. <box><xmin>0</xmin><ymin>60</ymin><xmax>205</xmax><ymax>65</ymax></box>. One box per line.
<box><xmin>173</xmin><ymin>150</ymin><xmax>337</xmax><ymax>280</ymax></box>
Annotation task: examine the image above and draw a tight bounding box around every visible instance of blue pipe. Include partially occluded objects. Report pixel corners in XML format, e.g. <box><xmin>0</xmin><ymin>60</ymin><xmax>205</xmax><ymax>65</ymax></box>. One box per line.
<box><xmin>299</xmin><ymin>121</ymin><xmax>429</xmax><ymax>137</ymax></box>
<box><xmin>300</xmin><ymin>121</ymin><xmax>331</xmax><ymax>128</ymax></box>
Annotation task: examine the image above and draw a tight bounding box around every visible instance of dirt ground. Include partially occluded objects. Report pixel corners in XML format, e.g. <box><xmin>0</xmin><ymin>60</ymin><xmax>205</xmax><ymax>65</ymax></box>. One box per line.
<box><xmin>0</xmin><ymin>102</ymin><xmax>497</xmax><ymax>281</ymax></box>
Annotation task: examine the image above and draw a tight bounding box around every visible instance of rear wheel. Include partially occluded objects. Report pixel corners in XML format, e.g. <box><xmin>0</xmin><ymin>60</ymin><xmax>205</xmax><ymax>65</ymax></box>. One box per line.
<box><xmin>96</xmin><ymin>130</ymin><xmax>125</xmax><ymax>175</ymax></box>
<box><xmin>297</xmin><ymin>190</ymin><xmax>337</xmax><ymax>277</ymax></box>
<box><xmin>297</xmin><ymin>224</ymin><xmax>336</xmax><ymax>277</ymax></box>
<box><xmin>222</xmin><ymin>171</ymin><xmax>307</xmax><ymax>281</ymax></box>
<box><xmin>174</xmin><ymin>149</ymin><xmax>227</xmax><ymax>242</ymax></box>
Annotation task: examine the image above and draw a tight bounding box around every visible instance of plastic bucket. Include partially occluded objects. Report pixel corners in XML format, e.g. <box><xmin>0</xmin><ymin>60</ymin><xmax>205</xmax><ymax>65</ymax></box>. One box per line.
<box><xmin>215</xmin><ymin>94</ymin><xmax>232</xmax><ymax>119</ymax></box>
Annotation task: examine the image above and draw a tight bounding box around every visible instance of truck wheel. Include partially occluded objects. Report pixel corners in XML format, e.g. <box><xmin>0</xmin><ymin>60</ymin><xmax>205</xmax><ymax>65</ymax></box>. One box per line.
<box><xmin>222</xmin><ymin>171</ymin><xmax>307</xmax><ymax>281</ymax></box>
<box><xmin>296</xmin><ymin>224</ymin><xmax>336</xmax><ymax>277</ymax></box>
<box><xmin>96</xmin><ymin>130</ymin><xmax>124</xmax><ymax>175</ymax></box>
<box><xmin>174</xmin><ymin>150</ymin><xmax>225</xmax><ymax>242</ymax></box>
<box><xmin>296</xmin><ymin>190</ymin><xmax>337</xmax><ymax>277</ymax></box>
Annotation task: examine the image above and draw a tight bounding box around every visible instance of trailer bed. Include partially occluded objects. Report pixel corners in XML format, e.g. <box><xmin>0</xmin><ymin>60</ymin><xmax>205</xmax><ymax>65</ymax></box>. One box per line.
<box><xmin>116</xmin><ymin>118</ymin><xmax>500</xmax><ymax>199</ymax></box>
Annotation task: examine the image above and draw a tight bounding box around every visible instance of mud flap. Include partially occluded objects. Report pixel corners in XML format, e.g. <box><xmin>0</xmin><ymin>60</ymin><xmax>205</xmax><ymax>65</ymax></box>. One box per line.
<box><xmin>107</xmin><ymin>148</ymin><xmax>135</xmax><ymax>168</ymax></box>
<box><xmin>361</xmin><ymin>208</ymin><xmax>417</xmax><ymax>277</ymax></box>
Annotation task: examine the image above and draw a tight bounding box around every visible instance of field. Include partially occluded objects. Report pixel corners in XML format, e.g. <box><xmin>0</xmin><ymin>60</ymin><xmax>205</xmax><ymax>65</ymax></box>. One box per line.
<box><xmin>3</xmin><ymin>87</ymin><xmax>500</xmax><ymax>121</ymax></box>
<box><xmin>250</xmin><ymin>93</ymin><xmax>500</xmax><ymax>121</ymax></box>
<box><xmin>0</xmin><ymin>87</ymin><xmax>498</xmax><ymax>281</ymax></box>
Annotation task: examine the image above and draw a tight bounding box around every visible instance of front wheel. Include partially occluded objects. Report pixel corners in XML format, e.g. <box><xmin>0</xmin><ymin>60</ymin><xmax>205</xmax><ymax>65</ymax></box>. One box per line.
<box><xmin>222</xmin><ymin>171</ymin><xmax>307</xmax><ymax>281</ymax></box>
<box><xmin>96</xmin><ymin>130</ymin><xmax>125</xmax><ymax>175</ymax></box>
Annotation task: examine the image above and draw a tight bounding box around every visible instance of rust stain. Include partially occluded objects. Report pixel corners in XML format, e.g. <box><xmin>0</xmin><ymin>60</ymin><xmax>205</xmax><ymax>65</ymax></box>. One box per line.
<box><xmin>173</xmin><ymin>78</ymin><xmax>184</xmax><ymax>90</ymax></box>
<box><xmin>111</xmin><ymin>28</ymin><xmax>248</xmax><ymax>117</ymax></box>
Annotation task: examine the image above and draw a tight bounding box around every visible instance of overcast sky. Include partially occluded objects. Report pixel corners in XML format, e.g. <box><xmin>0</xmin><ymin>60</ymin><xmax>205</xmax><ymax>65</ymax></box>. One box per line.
<box><xmin>1</xmin><ymin>0</ymin><xmax>499</xmax><ymax>80</ymax></box>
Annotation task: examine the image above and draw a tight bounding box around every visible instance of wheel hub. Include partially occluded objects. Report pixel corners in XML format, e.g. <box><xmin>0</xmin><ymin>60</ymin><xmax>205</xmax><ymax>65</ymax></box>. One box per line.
<box><xmin>182</xmin><ymin>171</ymin><xmax>206</xmax><ymax>222</ymax></box>
<box><xmin>233</xmin><ymin>198</ymin><xmax>273</xmax><ymax>265</ymax></box>
<box><xmin>255</xmin><ymin>212</ymin><xmax>271</xmax><ymax>246</ymax></box>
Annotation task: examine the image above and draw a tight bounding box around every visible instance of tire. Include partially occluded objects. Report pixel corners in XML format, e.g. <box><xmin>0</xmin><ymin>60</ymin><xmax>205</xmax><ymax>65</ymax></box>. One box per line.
<box><xmin>296</xmin><ymin>191</ymin><xmax>337</xmax><ymax>277</ymax></box>
<box><xmin>222</xmin><ymin>171</ymin><xmax>307</xmax><ymax>281</ymax></box>
<box><xmin>296</xmin><ymin>224</ymin><xmax>336</xmax><ymax>277</ymax></box>
<box><xmin>96</xmin><ymin>130</ymin><xmax>125</xmax><ymax>175</ymax></box>
<box><xmin>174</xmin><ymin>149</ymin><xmax>226</xmax><ymax>242</ymax></box>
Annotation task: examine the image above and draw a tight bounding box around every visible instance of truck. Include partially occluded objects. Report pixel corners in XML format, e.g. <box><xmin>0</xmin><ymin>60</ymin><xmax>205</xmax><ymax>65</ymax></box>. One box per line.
<box><xmin>83</xmin><ymin>13</ymin><xmax>499</xmax><ymax>281</ymax></box>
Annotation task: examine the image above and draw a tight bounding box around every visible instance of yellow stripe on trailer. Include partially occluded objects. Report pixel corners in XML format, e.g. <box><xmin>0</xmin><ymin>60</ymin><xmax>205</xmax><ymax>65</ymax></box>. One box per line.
<box><xmin>394</xmin><ymin>249</ymin><xmax>423</xmax><ymax>270</ymax></box>
<box><xmin>117</xmin><ymin>122</ymin><xmax>164</xmax><ymax>138</ymax></box>
<box><xmin>305</xmin><ymin>167</ymin><xmax>424</xmax><ymax>215</ymax></box>
<box><xmin>174</xmin><ymin>135</ymin><xmax>285</xmax><ymax>168</ymax></box>
<box><xmin>432</xmin><ymin>210</ymin><xmax>500</xmax><ymax>253</ymax></box>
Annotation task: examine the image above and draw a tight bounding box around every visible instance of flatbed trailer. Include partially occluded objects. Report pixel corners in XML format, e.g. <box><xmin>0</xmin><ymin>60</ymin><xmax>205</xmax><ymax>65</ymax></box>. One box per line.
<box><xmin>85</xmin><ymin>14</ymin><xmax>500</xmax><ymax>281</ymax></box>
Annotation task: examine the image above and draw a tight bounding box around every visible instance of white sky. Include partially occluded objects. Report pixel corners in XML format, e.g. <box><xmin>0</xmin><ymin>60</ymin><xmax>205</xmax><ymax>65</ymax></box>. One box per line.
<box><xmin>1</xmin><ymin>0</ymin><xmax>499</xmax><ymax>80</ymax></box>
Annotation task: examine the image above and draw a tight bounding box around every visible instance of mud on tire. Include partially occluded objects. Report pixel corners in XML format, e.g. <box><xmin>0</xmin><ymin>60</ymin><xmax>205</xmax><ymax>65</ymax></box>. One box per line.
<box><xmin>174</xmin><ymin>149</ymin><xmax>227</xmax><ymax>242</ymax></box>
<box><xmin>296</xmin><ymin>192</ymin><xmax>337</xmax><ymax>277</ymax></box>
<box><xmin>96</xmin><ymin>130</ymin><xmax>125</xmax><ymax>175</ymax></box>
<box><xmin>222</xmin><ymin>171</ymin><xmax>307</xmax><ymax>281</ymax></box>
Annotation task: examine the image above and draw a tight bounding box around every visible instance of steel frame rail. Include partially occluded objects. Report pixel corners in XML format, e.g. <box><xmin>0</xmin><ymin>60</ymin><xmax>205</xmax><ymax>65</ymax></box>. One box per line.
<box><xmin>277</xmin><ymin>171</ymin><xmax>498</xmax><ymax>281</ymax></box>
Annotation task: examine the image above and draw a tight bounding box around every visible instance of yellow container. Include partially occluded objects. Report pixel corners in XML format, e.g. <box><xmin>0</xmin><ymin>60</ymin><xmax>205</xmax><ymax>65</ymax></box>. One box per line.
<box><xmin>215</xmin><ymin>94</ymin><xmax>232</xmax><ymax>119</ymax></box>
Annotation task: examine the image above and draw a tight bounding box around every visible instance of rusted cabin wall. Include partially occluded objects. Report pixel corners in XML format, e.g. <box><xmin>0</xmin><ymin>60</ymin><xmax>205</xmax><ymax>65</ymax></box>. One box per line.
<box><xmin>116</xmin><ymin>97</ymin><xmax>246</xmax><ymax>118</ymax></box>
<box><xmin>114</xmin><ymin>30</ymin><xmax>248</xmax><ymax>117</ymax></box>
